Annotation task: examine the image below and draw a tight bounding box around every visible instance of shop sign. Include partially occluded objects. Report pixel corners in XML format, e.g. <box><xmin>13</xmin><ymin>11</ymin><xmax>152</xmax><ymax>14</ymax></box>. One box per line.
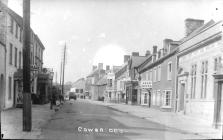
<box><xmin>140</xmin><ymin>80</ymin><xmax>152</xmax><ymax>89</ymax></box>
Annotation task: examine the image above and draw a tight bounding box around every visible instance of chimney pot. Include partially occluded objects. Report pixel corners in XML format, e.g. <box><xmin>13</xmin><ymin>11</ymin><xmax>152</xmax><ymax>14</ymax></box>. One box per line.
<box><xmin>92</xmin><ymin>65</ymin><xmax>97</xmax><ymax>71</ymax></box>
<box><xmin>132</xmin><ymin>52</ymin><xmax>139</xmax><ymax>56</ymax></box>
<box><xmin>145</xmin><ymin>50</ymin><xmax>151</xmax><ymax>56</ymax></box>
<box><xmin>124</xmin><ymin>55</ymin><xmax>130</xmax><ymax>63</ymax></box>
<box><xmin>153</xmin><ymin>46</ymin><xmax>158</xmax><ymax>54</ymax></box>
<box><xmin>106</xmin><ymin>65</ymin><xmax>110</xmax><ymax>71</ymax></box>
<box><xmin>98</xmin><ymin>63</ymin><xmax>103</xmax><ymax>70</ymax></box>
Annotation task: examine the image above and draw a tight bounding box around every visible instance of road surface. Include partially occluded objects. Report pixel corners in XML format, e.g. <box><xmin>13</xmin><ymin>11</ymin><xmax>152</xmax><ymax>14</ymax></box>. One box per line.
<box><xmin>40</xmin><ymin>99</ymin><xmax>205</xmax><ymax>140</ymax></box>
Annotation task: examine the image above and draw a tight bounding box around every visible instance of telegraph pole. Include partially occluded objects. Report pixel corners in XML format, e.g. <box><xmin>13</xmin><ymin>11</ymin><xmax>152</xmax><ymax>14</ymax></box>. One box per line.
<box><xmin>23</xmin><ymin>0</ymin><xmax>31</xmax><ymax>131</ymax></box>
<box><xmin>61</xmin><ymin>44</ymin><xmax>66</xmax><ymax>95</ymax></box>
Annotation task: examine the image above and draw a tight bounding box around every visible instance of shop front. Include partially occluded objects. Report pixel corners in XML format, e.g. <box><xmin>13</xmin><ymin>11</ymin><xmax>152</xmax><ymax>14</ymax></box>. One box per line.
<box><xmin>139</xmin><ymin>80</ymin><xmax>152</xmax><ymax>107</ymax></box>
<box><xmin>125</xmin><ymin>80</ymin><xmax>138</xmax><ymax>105</ymax></box>
<box><xmin>13</xmin><ymin>69</ymin><xmax>23</xmax><ymax>108</ymax></box>
<box><xmin>35</xmin><ymin>69</ymin><xmax>53</xmax><ymax>104</ymax></box>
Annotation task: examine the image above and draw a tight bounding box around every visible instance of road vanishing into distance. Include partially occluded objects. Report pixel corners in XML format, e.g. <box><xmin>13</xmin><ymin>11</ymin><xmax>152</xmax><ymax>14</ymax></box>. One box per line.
<box><xmin>40</xmin><ymin>99</ymin><xmax>206</xmax><ymax>140</ymax></box>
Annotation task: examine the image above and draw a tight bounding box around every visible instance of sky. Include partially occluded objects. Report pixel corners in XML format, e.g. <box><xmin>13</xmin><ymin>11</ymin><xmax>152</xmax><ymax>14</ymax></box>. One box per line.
<box><xmin>7</xmin><ymin>0</ymin><xmax>223</xmax><ymax>83</ymax></box>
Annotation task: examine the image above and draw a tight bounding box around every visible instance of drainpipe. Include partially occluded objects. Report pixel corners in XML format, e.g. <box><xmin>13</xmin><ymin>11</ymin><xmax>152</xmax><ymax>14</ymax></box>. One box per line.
<box><xmin>174</xmin><ymin>54</ymin><xmax>179</xmax><ymax>112</ymax></box>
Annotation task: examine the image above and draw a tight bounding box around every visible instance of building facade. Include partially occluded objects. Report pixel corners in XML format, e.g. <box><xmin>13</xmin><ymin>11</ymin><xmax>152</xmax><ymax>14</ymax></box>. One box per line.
<box><xmin>137</xmin><ymin>40</ymin><xmax>179</xmax><ymax>111</ymax></box>
<box><xmin>176</xmin><ymin>19</ymin><xmax>223</xmax><ymax>127</ymax></box>
<box><xmin>0</xmin><ymin>3</ymin><xmax>46</xmax><ymax>108</ymax></box>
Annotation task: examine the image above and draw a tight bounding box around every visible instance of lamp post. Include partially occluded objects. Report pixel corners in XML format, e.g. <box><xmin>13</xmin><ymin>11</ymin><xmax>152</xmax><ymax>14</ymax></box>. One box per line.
<box><xmin>50</xmin><ymin>71</ymin><xmax>54</xmax><ymax>109</ymax></box>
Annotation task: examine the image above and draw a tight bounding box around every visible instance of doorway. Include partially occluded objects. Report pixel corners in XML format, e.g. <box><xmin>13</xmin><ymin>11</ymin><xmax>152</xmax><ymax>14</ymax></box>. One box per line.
<box><xmin>13</xmin><ymin>80</ymin><xmax>17</xmax><ymax>107</ymax></box>
<box><xmin>215</xmin><ymin>82</ymin><xmax>223</xmax><ymax>128</ymax></box>
<box><xmin>179</xmin><ymin>83</ymin><xmax>185</xmax><ymax>111</ymax></box>
<box><xmin>0</xmin><ymin>74</ymin><xmax>4</xmax><ymax>109</ymax></box>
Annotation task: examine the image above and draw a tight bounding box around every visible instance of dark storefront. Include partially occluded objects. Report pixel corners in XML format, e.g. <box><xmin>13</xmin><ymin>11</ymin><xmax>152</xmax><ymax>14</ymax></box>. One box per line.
<box><xmin>125</xmin><ymin>80</ymin><xmax>138</xmax><ymax>105</ymax></box>
<box><xmin>34</xmin><ymin>72</ymin><xmax>53</xmax><ymax>104</ymax></box>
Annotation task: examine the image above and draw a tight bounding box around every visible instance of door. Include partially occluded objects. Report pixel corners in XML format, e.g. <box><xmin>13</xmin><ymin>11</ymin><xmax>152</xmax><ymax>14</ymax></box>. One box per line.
<box><xmin>148</xmin><ymin>91</ymin><xmax>151</xmax><ymax>107</ymax></box>
<box><xmin>0</xmin><ymin>74</ymin><xmax>4</xmax><ymax>109</ymax></box>
<box><xmin>13</xmin><ymin>80</ymin><xmax>17</xmax><ymax>107</ymax></box>
<box><xmin>144</xmin><ymin>93</ymin><xmax>148</xmax><ymax>104</ymax></box>
<box><xmin>215</xmin><ymin>82</ymin><xmax>223</xmax><ymax>128</ymax></box>
<box><xmin>179</xmin><ymin>83</ymin><xmax>185</xmax><ymax>111</ymax></box>
<box><xmin>132</xmin><ymin>89</ymin><xmax>137</xmax><ymax>104</ymax></box>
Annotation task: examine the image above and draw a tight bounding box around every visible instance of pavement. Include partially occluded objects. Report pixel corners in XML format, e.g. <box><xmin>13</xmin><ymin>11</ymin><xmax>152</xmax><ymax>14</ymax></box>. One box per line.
<box><xmin>1</xmin><ymin>103</ymin><xmax>56</xmax><ymax>139</ymax></box>
<box><xmin>1</xmin><ymin>99</ymin><xmax>222</xmax><ymax>139</ymax></box>
<box><xmin>84</xmin><ymin>99</ymin><xmax>223</xmax><ymax>139</ymax></box>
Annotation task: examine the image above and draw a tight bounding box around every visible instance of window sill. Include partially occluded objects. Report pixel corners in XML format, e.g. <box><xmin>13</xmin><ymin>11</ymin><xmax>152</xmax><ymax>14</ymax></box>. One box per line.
<box><xmin>161</xmin><ymin>106</ymin><xmax>171</xmax><ymax>108</ymax></box>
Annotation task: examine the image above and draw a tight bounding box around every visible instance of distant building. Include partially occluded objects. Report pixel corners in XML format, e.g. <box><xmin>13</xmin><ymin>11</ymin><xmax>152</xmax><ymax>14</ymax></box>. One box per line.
<box><xmin>72</xmin><ymin>78</ymin><xmax>85</xmax><ymax>98</ymax></box>
<box><xmin>86</xmin><ymin>63</ymin><xmax>106</xmax><ymax>100</ymax></box>
<box><xmin>125</xmin><ymin>52</ymin><xmax>148</xmax><ymax>105</ymax></box>
<box><xmin>115</xmin><ymin>56</ymin><xmax>130</xmax><ymax>103</ymax></box>
<box><xmin>105</xmin><ymin>65</ymin><xmax>121</xmax><ymax>102</ymax></box>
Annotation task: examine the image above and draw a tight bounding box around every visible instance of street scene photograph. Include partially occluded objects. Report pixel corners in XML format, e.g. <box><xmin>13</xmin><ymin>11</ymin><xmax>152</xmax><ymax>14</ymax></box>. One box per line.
<box><xmin>0</xmin><ymin>0</ymin><xmax>223</xmax><ymax>139</ymax></box>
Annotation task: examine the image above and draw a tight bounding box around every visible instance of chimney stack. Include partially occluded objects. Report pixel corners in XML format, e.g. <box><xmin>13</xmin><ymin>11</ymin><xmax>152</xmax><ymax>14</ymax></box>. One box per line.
<box><xmin>124</xmin><ymin>55</ymin><xmax>130</xmax><ymax>63</ymax></box>
<box><xmin>185</xmin><ymin>18</ymin><xmax>204</xmax><ymax>36</ymax></box>
<box><xmin>153</xmin><ymin>46</ymin><xmax>157</xmax><ymax>54</ymax></box>
<box><xmin>163</xmin><ymin>39</ymin><xmax>173</xmax><ymax>53</ymax></box>
<box><xmin>92</xmin><ymin>65</ymin><xmax>97</xmax><ymax>71</ymax></box>
<box><xmin>158</xmin><ymin>50</ymin><xmax>161</xmax><ymax>58</ymax></box>
<box><xmin>1</xmin><ymin>0</ymin><xmax>8</xmax><ymax>5</ymax></box>
<box><xmin>106</xmin><ymin>65</ymin><xmax>110</xmax><ymax>71</ymax></box>
<box><xmin>160</xmin><ymin>48</ymin><xmax>164</xmax><ymax>57</ymax></box>
<box><xmin>132</xmin><ymin>52</ymin><xmax>139</xmax><ymax>56</ymax></box>
<box><xmin>98</xmin><ymin>63</ymin><xmax>103</xmax><ymax>70</ymax></box>
<box><xmin>145</xmin><ymin>50</ymin><xmax>151</xmax><ymax>56</ymax></box>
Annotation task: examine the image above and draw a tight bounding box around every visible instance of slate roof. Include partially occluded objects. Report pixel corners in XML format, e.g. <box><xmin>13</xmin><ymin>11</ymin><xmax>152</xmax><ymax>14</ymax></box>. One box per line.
<box><xmin>129</xmin><ymin>56</ymin><xmax>148</xmax><ymax>69</ymax></box>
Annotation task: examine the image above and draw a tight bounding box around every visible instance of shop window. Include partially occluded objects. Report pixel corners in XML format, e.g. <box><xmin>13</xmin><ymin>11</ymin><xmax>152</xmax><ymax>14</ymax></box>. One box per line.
<box><xmin>201</xmin><ymin>61</ymin><xmax>208</xmax><ymax>99</ymax></box>
<box><xmin>163</xmin><ymin>90</ymin><xmax>172</xmax><ymax>107</ymax></box>
<box><xmin>191</xmin><ymin>64</ymin><xmax>197</xmax><ymax>99</ymax></box>
<box><xmin>167</xmin><ymin>62</ymin><xmax>172</xmax><ymax>80</ymax></box>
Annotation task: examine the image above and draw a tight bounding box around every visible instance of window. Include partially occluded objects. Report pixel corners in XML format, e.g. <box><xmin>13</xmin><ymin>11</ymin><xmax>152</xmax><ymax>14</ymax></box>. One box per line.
<box><xmin>36</xmin><ymin>44</ymin><xmax>38</xmax><ymax>56</ymax></box>
<box><xmin>19</xmin><ymin>28</ymin><xmax>22</xmax><ymax>42</ymax></box>
<box><xmin>201</xmin><ymin>61</ymin><xmax>208</xmax><ymax>99</ymax></box>
<box><xmin>150</xmin><ymin>70</ymin><xmax>152</xmax><ymax>81</ymax></box>
<box><xmin>15</xmin><ymin>24</ymin><xmax>18</xmax><ymax>38</ymax></box>
<box><xmin>10</xmin><ymin>17</ymin><xmax>14</xmax><ymax>34</ymax></box>
<box><xmin>167</xmin><ymin>62</ymin><xmax>172</xmax><ymax>80</ymax></box>
<box><xmin>214</xmin><ymin>57</ymin><xmax>222</xmax><ymax>72</ymax></box>
<box><xmin>31</xmin><ymin>52</ymin><xmax>33</xmax><ymax>65</ymax></box>
<box><xmin>14</xmin><ymin>47</ymin><xmax>17</xmax><ymax>67</ymax></box>
<box><xmin>8</xmin><ymin>77</ymin><xmax>12</xmax><ymax>99</ymax></box>
<box><xmin>144</xmin><ymin>93</ymin><xmax>148</xmax><ymax>104</ymax></box>
<box><xmin>146</xmin><ymin>71</ymin><xmax>149</xmax><ymax>80</ymax></box>
<box><xmin>108</xmin><ymin>79</ymin><xmax>112</xmax><ymax>87</ymax></box>
<box><xmin>154</xmin><ymin>67</ymin><xmax>157</xmax><ymax>82</ymax></box>
<box><xmin>19</xmin><ymin>51</ymin><xmax>22</xmax><ymax>69</ymax></box>
<box><xmin>9</xmin><ymin>43</ymin><xmax>13</xmax><ymax>65</ymax></box>
<box><xmin>191</xmin><ymin>64</ymin><xmax>197</xmax><ymax>99</ymax></box>
<box><xmin>156</xmin><ymin>90</ymin><xmax>161</xmax><ymax>106</ymax></box>
<box><xmin>158</xmin><ymin>65</ymin><xmax>161</xmax><ymax>81</ymax></box>
<box><xmin>163</xmin><ymin>90</ymin><xmax>172</xmax><ymax>107</ymax></box>
<box><xmin>152</xmin><ymin>90</ymin><xmax>156</xmax><ymax>105</ymax></box>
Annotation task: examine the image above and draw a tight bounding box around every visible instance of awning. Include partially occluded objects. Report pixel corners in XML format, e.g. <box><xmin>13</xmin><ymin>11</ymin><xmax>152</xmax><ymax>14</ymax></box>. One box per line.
<box><xmin>14</xmin><ymin>69</ymin><xmax>23</xmax><ymax>81</ymax></box>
